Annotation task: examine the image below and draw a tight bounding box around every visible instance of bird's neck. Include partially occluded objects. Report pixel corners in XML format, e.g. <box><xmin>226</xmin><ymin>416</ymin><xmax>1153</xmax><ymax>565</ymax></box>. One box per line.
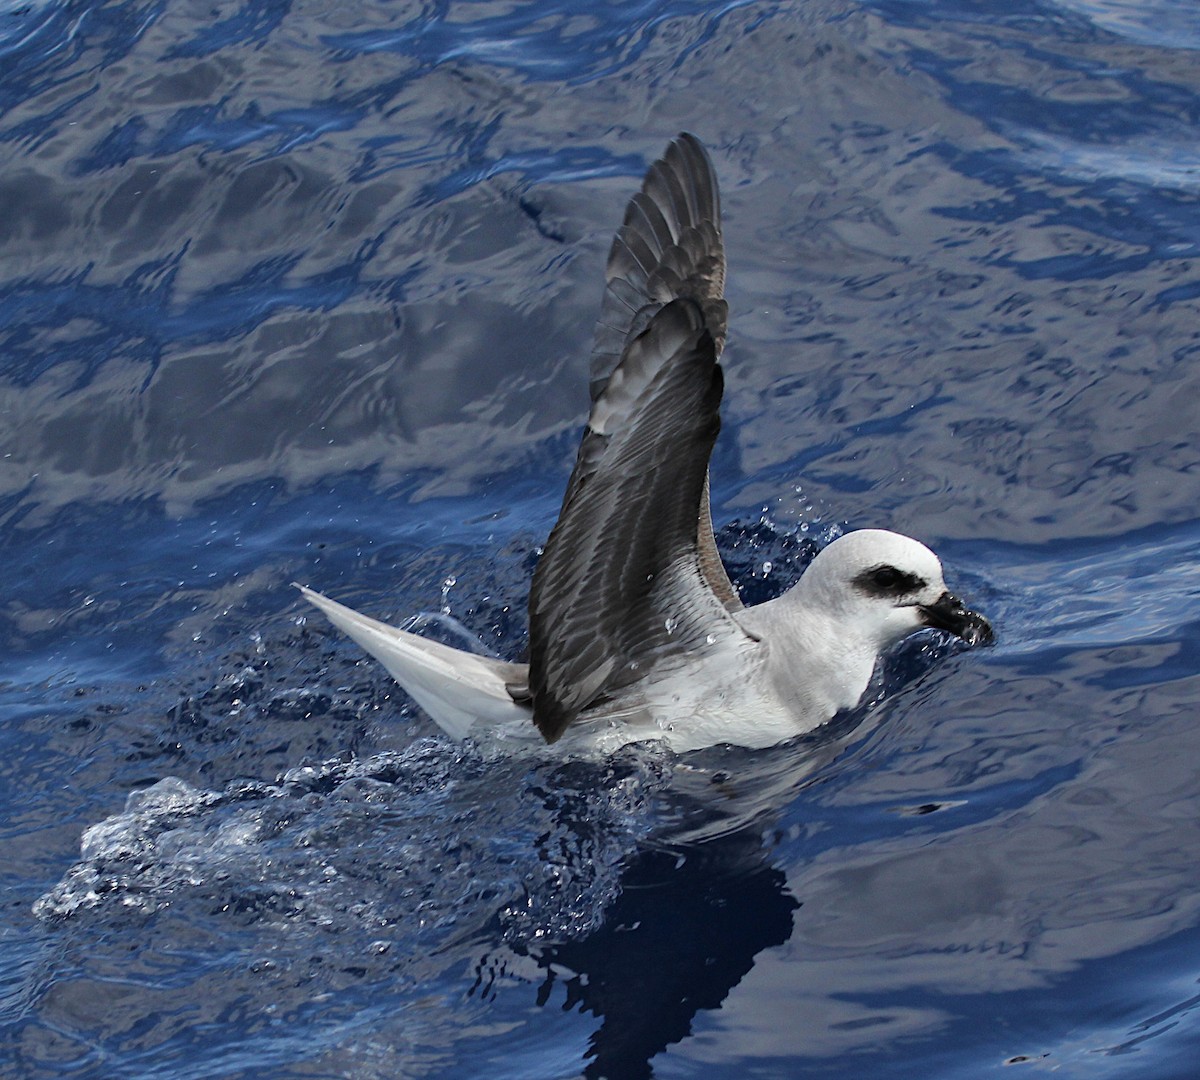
<box><xmin>738</xmin><ymin>588</ymin><xmax>879</xmax><ymax>720</ymax></box>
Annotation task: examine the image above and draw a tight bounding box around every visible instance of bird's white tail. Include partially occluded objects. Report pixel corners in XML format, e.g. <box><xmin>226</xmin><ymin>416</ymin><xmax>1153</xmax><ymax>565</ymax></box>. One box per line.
<box><xmin>296</xmin><ymin>585</ymin><xmax>530</xmax><ymax>740</ymax></box>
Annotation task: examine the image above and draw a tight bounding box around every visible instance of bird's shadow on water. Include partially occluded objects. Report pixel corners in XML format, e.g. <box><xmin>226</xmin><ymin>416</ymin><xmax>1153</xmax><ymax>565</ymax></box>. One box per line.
<box><xmin>534</xmin><ymin>823</ymin><xmax>798</xmax><ymax>1080</ymax></box>
<box><xmin>504</xmin><ymin>718</ymin><xmax>873</xmax><ymax>1079</ymax></box>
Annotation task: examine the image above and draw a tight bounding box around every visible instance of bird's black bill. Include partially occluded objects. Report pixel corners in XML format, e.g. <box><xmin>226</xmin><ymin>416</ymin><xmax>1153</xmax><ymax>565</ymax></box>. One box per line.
<box><xmin>919</xmin><ymin>592</ymin><xmax>994</xmax><ymax>646</ymax></box>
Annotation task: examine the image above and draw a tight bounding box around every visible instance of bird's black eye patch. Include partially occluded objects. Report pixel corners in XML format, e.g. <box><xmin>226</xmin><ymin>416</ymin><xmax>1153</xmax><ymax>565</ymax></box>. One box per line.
<box><xmin>854</xmin><ymin>564</ymin><xmax>924</xmax><ymax>598</ymax></box>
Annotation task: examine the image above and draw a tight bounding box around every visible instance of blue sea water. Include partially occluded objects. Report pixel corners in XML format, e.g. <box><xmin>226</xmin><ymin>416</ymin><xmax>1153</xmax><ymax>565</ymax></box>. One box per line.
<box><xmin>3</xmin><ymin>0</ymin><xmax>1200</xmax><ymax>1076</ymax></box>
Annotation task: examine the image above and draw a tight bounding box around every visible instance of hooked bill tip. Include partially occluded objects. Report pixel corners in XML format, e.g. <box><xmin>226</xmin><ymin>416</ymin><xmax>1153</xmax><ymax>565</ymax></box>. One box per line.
<box><xmin>920</xmin><ymin>592</ymin><xmax>994</xmax><ymax>647</ymax></box>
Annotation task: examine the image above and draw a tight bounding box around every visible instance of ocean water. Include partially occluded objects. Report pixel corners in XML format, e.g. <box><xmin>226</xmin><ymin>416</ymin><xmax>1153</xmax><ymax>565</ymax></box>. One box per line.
<box><xmin>3</xmin><ymin>0</ymin><xmax>1200</xmax><ymax>1076</ymax></box>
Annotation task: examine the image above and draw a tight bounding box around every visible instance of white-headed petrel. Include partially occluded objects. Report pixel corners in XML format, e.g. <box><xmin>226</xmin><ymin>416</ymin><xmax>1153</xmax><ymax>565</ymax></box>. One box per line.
<box><xmin>298</xmin><ymin>134</ymin><xmax>992</xmax><ymax>754</ymax></box>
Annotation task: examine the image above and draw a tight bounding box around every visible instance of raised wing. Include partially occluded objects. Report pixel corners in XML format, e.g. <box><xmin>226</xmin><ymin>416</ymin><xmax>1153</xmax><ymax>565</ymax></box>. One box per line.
<box><xmin>590</xmin><ymin>132</ymin><xmax>739</xmax><ymax>612</ymax></box>
<box><xmin>527</xmin><ymin>298</ymin><xmax>752</xmax><ymax>743</ymax></box>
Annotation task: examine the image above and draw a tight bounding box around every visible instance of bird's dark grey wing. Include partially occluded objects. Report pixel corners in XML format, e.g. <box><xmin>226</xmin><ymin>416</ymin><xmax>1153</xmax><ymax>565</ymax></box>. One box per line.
<box><xmin>590</xmin><ymin>133</ymin><xmax>728</xmax><ymax>399</ymax></box>
<box><xmin>527</xmin><ymin>299</ymin><xmax>752</xmax><ymax>743</ymax></box>
<box><xmin>590</xmin><ymin>132</ymin><xmax>739</xmax><ymax>612</ymax></box>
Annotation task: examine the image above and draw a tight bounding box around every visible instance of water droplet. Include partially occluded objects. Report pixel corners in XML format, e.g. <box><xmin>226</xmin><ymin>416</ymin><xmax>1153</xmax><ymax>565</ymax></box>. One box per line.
<box><xmin>664</xmin><ymin>617</ymin><xmax>678</xmax><ymax>635</ymax></box>
<box><xmin>440</xmin><ymin>575</ymin><xmax>457</xmax><ymax>615</ymax></box>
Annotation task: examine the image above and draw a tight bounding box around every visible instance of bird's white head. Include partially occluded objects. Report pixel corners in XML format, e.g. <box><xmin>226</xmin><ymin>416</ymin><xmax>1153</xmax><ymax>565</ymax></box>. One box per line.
<box><xmin>798</xmin><ymin>529</ymin><xmax>993</xmax><ymax>650</ymax></box>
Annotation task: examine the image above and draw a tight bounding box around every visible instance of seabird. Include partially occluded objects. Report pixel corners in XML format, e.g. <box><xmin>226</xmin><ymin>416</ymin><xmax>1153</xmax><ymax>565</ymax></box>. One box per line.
<box><xmin>299</xmin><ymin>134</ymin><xmax>992</xmax><ymax>754</ymax></box>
